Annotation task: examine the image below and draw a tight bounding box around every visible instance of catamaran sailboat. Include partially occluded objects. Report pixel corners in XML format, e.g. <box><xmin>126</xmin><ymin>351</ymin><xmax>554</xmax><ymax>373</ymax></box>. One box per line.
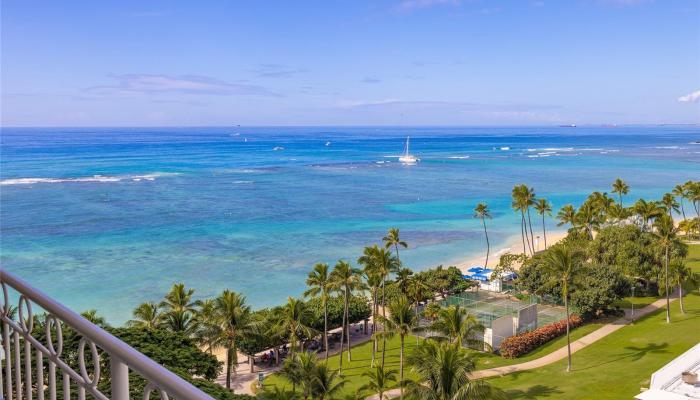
<box><xmin>399</xmin><ymin>136</ymin><xmax>420</xmax><ymax>164</ymax></box>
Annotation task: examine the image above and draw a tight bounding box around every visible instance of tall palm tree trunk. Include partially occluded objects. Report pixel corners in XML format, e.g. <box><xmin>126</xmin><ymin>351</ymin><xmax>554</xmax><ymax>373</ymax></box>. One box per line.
<box><xmin>481</xmin><ymin>217</ymin><xmax>490</xmax><ymax>267</ymax></box>
<box><xmin>345</xmin><ymin>288</ymin><xmax>352</xmax><ymax>361</ymax></box>
<box><xmin>521</xmin><ymin>212</ymin><xmax>532</xmax><ymax>255</ymax></box>
<box><xmin>520</xmin><ymin>214</ymin><xmax>527</xmax><ymax>254</ymax></box>
<box><xmin>526</xmin><ymin>207</ymin><xmax>536</xmax><ymax>253</ymax></box>
<box><xmin>339</xmin><ymin>305</ymin><xmax>345</xmax><ymax>373</ymax></box>
<box><xmin>679</xmin><ymin>198</ymin><xmax>686</xmax><ymax>220</ymax></box>
<box><xmin>399</xmin><ymin>335</ymin><xmax>405</xmax><ymax>400</ymax></box>
<box><xmin>564</xmin><ymin>293</ymin><xmax>572</xmax><ymax>372</ymax></box>
<box><xmin>665</xmin><ymin>245</ymin><xmax>670</xmax><ymax>323</ymax></box>
<box><xmin>381</xmin><ymin>279</ymin><xmax>387</xmax><ymax>369</ymax></box>
<box><xmin>542</xmin><ymin>214</ymin><xmax>548</xmax><ymax>249</ymax></box>
<box><xmin>324</xmin><ymin>297</ymin><xmax>329</xmax><ymax>360</ymax></box>
<box><xmin>679</xmin><ymin>282</ymin><xmax>685</xmax><ymax>314</ymax></box>
<box><xmin>226</xmin><ymin>347</ymin><xmax>233</xmax><ymax>389</ymax></box>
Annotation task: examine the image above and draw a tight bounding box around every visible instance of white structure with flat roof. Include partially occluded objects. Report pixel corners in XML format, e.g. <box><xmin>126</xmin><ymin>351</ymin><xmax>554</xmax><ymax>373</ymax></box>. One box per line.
<box><xmin>636</xmin><ymin>342</ymin><xmax>700</xmax><ymax>400</ymax></box>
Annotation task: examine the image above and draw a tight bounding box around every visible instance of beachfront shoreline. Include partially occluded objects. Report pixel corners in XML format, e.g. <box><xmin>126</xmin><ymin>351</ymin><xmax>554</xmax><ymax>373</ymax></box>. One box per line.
<box><xmin>452</xmin><ymin>230</ymin><xmax>569</xmax><ymax>273</ymax></box>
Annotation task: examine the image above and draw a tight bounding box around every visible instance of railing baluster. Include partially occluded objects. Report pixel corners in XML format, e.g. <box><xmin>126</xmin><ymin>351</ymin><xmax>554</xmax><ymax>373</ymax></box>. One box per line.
<box><xmin>14</xmin><ymin>331</ymin><xmax>22</xmax><ymax>400</ymax></box>
<box><xmin>62</xmin><ymin>372</ymin><xmax>69</xmax><ymax>400</ymax></box>
<box><xmin>2</xmin><ymin>270</ymin><xmax>215</xmax><ymax>400</ymax></box>
<box><xmin>3</xmin><ymin>321</ymin><xmax>13</xmax><ymax>400</ymax></box>
<box><xmin>24</xmin><ymin>340</ymin><xmax>32</xmax><ymax>400</ymax></box>
<box><xmin>36</xmin><ymin>349</ymin><xmax>44</xmax><ymax>400</ymax></box>
<box><xmin>110</xmin><ymin>357</ymin><xmax>129</xmax><ymax>400</ymax></box>
<box><xmin>48</xmin><ymin>361</ymin><xmax>56</xmax><ymax>400</ymax></box>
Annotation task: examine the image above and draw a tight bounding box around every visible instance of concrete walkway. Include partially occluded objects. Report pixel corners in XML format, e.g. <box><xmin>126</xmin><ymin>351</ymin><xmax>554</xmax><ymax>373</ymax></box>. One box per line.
<box><xmin>370</xmin><ymin>295</ymin><xmax>677</xmax><ymax>400</ymax></box>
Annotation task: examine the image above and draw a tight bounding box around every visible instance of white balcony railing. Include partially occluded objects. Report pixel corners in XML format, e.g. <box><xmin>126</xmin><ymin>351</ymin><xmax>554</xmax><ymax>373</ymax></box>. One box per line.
<box><xmin>0</xmin><ymin>269</ymin><xmax>214</xmax><ymax>400</ymax></box>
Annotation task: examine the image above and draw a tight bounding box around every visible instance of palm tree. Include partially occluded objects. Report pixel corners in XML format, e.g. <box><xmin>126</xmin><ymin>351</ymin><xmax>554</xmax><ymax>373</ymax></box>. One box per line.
<box><xmin>661</xmin><ymin>193</ymin><xmax>680</xmax><ymax>218</ymax></box>
<box><xmin>523</xmin><ymin>186</ymin><xmax>537</xmax><ymax>253</ymax></box>
<box><xmin>556</xmin><ymin>204</ymin><xmax>577</xmax><ymax>230</ymax></box>
<box><xmin>395</xmin><ymin>267</ymin><xmax>414</xmax><ymax>295</ymax></box>
<box><xmin>672</xmin><ymin>184</ymin><xmax>688</xmax><ymax>220</ymax></box>
<box><xmin>669</xmin><ymin>259</ymin><xmax>698</xmax><ymax>314</ymax></box>
<box><xmin>429</xmin><ymin>305</ymin><xmax>485</xmax><ymax>349</ymax></box>
<box><xmin>541</xmin><ymin>245</ymin><xmax>584</xmax><ymax>372</ymax></box>
<box><xmin>612</xmin><ymin>178</ymin><xmax>629</xmax><ymax>207</ymax></box>
<box><xmin>634</xmin><ymin>199</ymin><xmax>663</xmax><ymax>231</ymax></box>
<box><xmin>279</xmin><ymin>355</ymin><xmax>303</xmax><ymax>394</ymax></box>
<box><xmin>330</xmin><ymin>260</ymin><xmax>364</xmax><ymax>368</ymax></box>
<box><xmin>195</xmin><ymin>299</ymin><xmax>221</xmax><ymax>354</ymax></box>
<box><xmin>685</xmin><ymin>181</ymin><xmax>700</xmax><ymax>237</ymax></box>
<box><xmin>474</xmin><ymin>203</ymin><xmax>492</xmax><ymax>266</ymax></box>
<box><xmin>159</xmin><ymin>283</ymin><xmax>201</xmax><ymax>334</ymax></box>
<box><xmin>374</xmin><ymin>295</ymin><xmax>417</xmax><ymax>399</ymax></box>
<box><xmin>405</xmin><ymin>341</ymin><xmax>503</xmax><ymax>400</ymax></box>
<box><xmin>296</xmin><ymin>351</ymin><xmax>320</xmax><ymax>400</ymax></box>
<box><xmin>363</xmin><ymin>264</ymin><xmax>383</xmax><ymax>367</ymax></box>
<box><xmin>304</xmin><ymin>263</ymin><xmax>332</xmax><ymax>359</ymax></box>
<box><xmin>358</xmin><ymin>245</ymin><xmax>399</xmax><ymax>368</ymax></box>
<box><xmin>534</xmin><ymin>198</ymin><xmax>552</xmax><ymax>249</ymax></box>
<box><xmin>383</xmin><ymin>228</ymin><xmax>408</xmax><ymax>265</ymax></box>
<box><xmin>359</xmin><ymin>366</ymin><xmax>397</xmax><ymax>400</ymax></box>
<box><xmin>126</xmin><ymin>301</ymin><xmax>160</xmax><ymax>329</ymax></box>
<box><xmin>309</xmin><ymin>362</ymin><xmax>347</xmax><ymax>400</ymax></box>
<box><xmin>512</xmin><ymin>185</ymin><xmax>535</xmax><ymax>255</ymax></box>
<box><xmin>422</xmin><ymin>302</ymin><xmax>442</xmax><ymax>323</ymax></box>
<box><xmin>653</xmin><ymin>214</ymin><xmax>678</xmax><ymax>323</ymax></box>
<box><xmin>213</xmin><ymin>290</ymin><xmax>257</xmax><ymax>390</ymax></box>
<box><xmin>575</xmin><ymin>201</ymin><xmax>599</xmax><ymax>239</ymax></box>
<box><xmin>274</xmin><ymin>297</ymin><xmax>315</xmax><ymax>355</ymax></box>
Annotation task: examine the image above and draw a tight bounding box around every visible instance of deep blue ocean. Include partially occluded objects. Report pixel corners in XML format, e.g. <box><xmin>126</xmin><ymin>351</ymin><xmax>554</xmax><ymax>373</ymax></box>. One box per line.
<box><xmin>1</xmin><ymin>126</ymin><xmax>698</xmax><ymax>324</ymax></box>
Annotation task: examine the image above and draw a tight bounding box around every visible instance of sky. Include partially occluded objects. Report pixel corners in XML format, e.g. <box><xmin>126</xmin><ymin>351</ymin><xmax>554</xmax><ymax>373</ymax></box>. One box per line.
<box><xmin>1</xmin><ymin>0</ymin><xmax>699</xmax><ymax>127</ymax></box>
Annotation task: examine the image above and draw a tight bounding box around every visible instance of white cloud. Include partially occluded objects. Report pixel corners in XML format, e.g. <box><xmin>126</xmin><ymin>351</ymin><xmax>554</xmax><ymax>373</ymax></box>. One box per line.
<box><xmin>86</xmin><ymin>74</ymin><xmax>278</xmax><ymax>96</ymax></box>
<box><xmin>678</xmin><ymin>90</ymin><xmax>700</xmax><ymax>103</ymax></box>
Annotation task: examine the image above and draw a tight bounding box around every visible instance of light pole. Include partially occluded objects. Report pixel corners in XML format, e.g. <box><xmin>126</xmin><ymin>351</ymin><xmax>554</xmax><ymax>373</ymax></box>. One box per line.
<box><xmin>631</xmin><ymin>284</ymin><xmax>635</xmax><ymax>322</ymax></box>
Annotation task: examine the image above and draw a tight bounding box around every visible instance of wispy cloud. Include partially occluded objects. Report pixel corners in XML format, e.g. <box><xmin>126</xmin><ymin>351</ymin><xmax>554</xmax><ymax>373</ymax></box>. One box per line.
<box><xmin>253</xmin><ymin>64</ymin><xmax>307</xmax><ymax>78</ymax></box>
<box><xmin>678</xmin><ymin>90</ymin><xmax>700</xmax><ymax>103</ymax></box>
<box><xmin>396</xmin><ymin>0</ymin><xmax>461</xmax><ymax>12</ymax></box>
<box><xmin>86</xmin><ymin>74</ymin><xmax>278</xmax><ymax>96</ymax></box>
<box><xmin>361</xmin><ymin>77</ymin><xmax>382</xmax><ymax>84</ymax></box>
<box><xmin>338</xmin><ymin>99</ymin><xmax>558</xmax><ymax>111</ymax></box>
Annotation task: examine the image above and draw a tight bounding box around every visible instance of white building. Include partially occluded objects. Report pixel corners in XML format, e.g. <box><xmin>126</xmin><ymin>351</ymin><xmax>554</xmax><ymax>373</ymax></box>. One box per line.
<box><xmin>636</xmin><ymin>342</ymin><xmax>700</xmax><ymax>399</ymax></box>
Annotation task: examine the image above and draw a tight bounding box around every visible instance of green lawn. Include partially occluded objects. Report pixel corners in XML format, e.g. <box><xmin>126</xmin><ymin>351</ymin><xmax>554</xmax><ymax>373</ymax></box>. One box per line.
<box><xmin>262</xmin><ymin>321</ymin><xmax>612</xmax><ymax>398</ymax></box>
<box><xmin>470</xmin><ymin>319</ymin><xmax>611</xmax><ymax>369</ymax></box>
<box><xmin>266</xmin><ymin>245</ymin><xmax>700</xmax><ymax>399</ymax></box>
<box><xmin>489</xmin><ymin>291</ymin><xmax>700</xmax><ymax>399</ymax></box>
<box><xmin>262</xmin><ymin>335</ymin><xmax>421</xmax><ymax>399</ymax></box>
<box><xmin>686</xmin><ymin>242</ymin><xmax>700</xmax><ymax>272</ymax></box>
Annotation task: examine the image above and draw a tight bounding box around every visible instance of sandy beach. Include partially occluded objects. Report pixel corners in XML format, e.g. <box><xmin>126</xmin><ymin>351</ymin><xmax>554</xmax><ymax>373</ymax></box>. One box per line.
<box><xmin>454</xmin><ymin>230</ymin><xmax>569</xmax><ymax>273</ymax></box>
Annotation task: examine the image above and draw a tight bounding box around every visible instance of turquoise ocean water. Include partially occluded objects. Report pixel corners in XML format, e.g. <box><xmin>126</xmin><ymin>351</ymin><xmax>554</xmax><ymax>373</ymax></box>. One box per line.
<box><xmin>1</xmin><ymin>126</ymin><xmax>698</xmax><ymax>324</ymax></box>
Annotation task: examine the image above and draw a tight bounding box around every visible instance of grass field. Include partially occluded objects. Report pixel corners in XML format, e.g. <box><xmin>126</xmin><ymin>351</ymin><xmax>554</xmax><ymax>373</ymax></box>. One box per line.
<box><xmin>488</xmin><ymin>243</ymin><xmax>700</xmax><ymax>399</ymax></box>
<box><xmin>262</xmin><ymin>335</ymin><xmax>421</xmax><ymax>398</ymax></box>
<box><xmin>264</xmin><ymin>244</ymin><xmax>700</xmax><ymax>399</ymax></box>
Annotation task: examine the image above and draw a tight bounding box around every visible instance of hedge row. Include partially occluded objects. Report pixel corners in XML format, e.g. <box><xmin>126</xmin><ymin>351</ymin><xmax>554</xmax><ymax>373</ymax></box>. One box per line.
<box><xmin>499</xmin><ymin>315</ymin><xmax>583</xmax><ymax>358</ymax></box>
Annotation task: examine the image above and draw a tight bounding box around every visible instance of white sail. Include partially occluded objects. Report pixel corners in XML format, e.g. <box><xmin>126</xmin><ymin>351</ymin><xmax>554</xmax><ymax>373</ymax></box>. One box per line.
<box><xmin>399</xmin><ymin>136</ymin><xmax>419</xmax><ymax>164</ymax></box>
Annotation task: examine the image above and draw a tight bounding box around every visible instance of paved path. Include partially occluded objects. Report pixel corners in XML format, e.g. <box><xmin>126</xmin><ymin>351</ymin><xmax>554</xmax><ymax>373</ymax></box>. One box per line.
<box><xmin>370</xmin><ymin>295</ymin><xmax>676</xmax><ymax>400</ymax></box>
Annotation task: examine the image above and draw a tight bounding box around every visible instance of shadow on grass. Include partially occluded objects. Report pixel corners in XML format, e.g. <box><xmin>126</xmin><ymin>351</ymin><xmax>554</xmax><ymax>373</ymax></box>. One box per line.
<box><xmin>505</xmin><ymin>385</ymin><xmax>563</xmax><ymax>399</ymax></box>
<box><xmin>572</xmin><ymin>342</ymin><xmax>669</xmax><ymax>372</ymax></box>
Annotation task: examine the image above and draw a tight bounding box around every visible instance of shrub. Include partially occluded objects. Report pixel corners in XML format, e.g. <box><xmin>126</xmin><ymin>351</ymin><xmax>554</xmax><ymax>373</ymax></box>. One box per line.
<box><xmin>499</xmin><ymin>315</ymin><xmax>583</xmax><ymax>358</ymax></box>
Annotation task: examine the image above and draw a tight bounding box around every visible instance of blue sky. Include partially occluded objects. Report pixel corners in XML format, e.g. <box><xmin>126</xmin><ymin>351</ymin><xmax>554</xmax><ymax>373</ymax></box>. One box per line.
<box><xmin>1</xmin><ymin>0</ymin><xmax>699</xmax><ymax>126</ymax></box>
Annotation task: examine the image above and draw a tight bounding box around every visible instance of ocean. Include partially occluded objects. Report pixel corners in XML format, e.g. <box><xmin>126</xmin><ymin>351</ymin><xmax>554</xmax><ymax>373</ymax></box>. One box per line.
<box><xmin>1</xmin><ymin>126</ymin><xmax>698</xmax><ymax>324</ymax></box>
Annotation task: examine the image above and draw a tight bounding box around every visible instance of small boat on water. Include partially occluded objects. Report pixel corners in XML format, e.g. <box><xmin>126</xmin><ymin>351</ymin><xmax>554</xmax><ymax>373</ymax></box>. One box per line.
<box><xmin>325</xmin><ymin>141</ymin><xmax>332</xmax><ymax>146</ymax></box>
<box><xmin>399</xmin><ymin>136</ymin><xmax>420</xmax><ymax>164</ymax></box>
<box><xmin>273</xmin><ymin>146</ymin><xmax>284</xmax><ymax>151</ymax></box>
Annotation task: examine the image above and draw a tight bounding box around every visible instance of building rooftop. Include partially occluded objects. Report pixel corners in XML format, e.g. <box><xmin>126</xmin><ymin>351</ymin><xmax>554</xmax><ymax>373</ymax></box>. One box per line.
<box><xmin>636</xmin><ymin>342</ymin><xmax>700</xmax><ymax>400</ymax></box>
